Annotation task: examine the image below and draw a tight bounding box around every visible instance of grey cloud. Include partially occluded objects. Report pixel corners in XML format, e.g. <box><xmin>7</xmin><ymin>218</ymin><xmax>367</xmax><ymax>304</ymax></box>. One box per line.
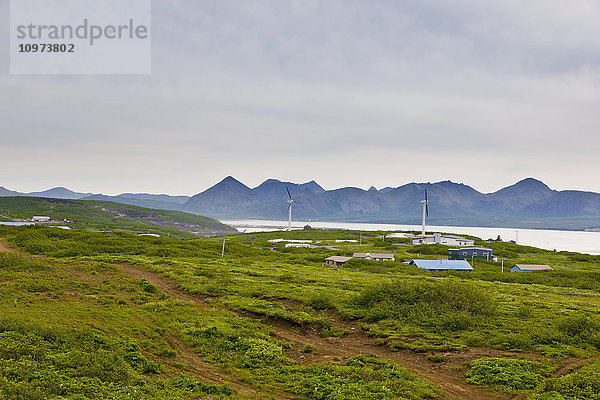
<box><xmin>1</xmin><ymin>0</ymin><xmax>600</xmax><ymax>195</ymax></box>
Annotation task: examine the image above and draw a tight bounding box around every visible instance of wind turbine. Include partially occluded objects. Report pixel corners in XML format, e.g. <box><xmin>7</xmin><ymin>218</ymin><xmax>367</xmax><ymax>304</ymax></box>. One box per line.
<box><xmin>286</xmin><ymin>186</ymin><xmax>295</xmax><ymax>231</ymax></box>
<box><xmin>421</xmin><ymin>190</ymin><xmax>429</xmax><ymax>235</ymax></box>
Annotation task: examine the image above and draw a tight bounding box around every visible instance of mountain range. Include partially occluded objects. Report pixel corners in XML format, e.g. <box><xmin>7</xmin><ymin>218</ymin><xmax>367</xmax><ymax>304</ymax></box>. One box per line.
<box><xmin>2</xmin><ymin>177</ymin><xmax>600</xmax><ymax>230</ymax></box>
<box><xmin>182</xmin><ymin>177</ymin><xmax>600</xmax><ymax>230</ymax></box>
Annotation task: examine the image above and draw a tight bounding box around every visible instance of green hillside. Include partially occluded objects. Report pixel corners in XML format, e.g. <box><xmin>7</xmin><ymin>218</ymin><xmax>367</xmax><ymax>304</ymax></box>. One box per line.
<box><xmin>0</xmin><ymin>197</ymin><xmax>235</xmax><ymax>238</ymax></box>
<box><xmin>1</xmin><ymin>224</ymin><xmax>600</xmax><ymax>399</ymax></box>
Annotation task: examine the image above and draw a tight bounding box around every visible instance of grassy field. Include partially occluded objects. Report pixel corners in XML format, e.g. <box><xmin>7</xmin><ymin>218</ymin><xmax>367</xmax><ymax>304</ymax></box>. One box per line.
<box><xmin>1</xmin><ymin>225</ymin><xmax>600</xmax><ymax>399</ymax></box>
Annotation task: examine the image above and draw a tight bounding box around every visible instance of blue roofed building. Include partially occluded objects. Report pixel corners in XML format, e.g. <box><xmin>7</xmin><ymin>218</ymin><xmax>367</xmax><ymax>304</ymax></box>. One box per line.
<box><xmin>409</xmin><ymin>259</ymin><xmax>473</xmax><ymax>272</ymax></box>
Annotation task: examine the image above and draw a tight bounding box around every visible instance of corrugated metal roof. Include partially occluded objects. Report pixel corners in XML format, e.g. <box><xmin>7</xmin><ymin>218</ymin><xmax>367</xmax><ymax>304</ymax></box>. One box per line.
<box><xmin>410</xmin><ymin>259</ymin><xmax>473</xmax><ymax>270</ymax></box>
<box><xmin>325</xmin><ymin>256</ymin><xmax>353</xmax><ymax>263</ymax></box>
<box><xmin>513</xmin><ymin>264</ymin><xmax>552</xmax><ymax>271</ymax></box>
<box><xmin>353</xmin><ymin>253</ymin><xmax>395</xmax><ymax>259</ymax></box>
<box><xmin>449</xmin><ymin>247</ymin><xmax>492</xmax><ymax>252</ymax></box>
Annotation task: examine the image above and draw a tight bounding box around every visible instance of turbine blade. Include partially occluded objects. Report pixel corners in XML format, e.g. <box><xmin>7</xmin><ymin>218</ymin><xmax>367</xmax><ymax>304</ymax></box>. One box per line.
<box><xmin>425</xmin><ymin>189</ymin><xmax>428</xmax><ymax>202</ymax></box>
<box><xmin>426</xmin><ymin>203</ymin><xmax>429</xmax><ymax>218</ymax></box>
<box><xmin>286</xmin><ymin>186</ymin><xmax>292</xmax><ymax>199</ymax></box>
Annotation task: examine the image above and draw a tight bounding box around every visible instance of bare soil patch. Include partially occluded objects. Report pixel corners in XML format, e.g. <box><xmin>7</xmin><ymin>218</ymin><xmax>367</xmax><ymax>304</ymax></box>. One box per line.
<box><xmin>0</xmin><ymin>238</ymin><xmax>21</xmax><ymax>254</ymax></box>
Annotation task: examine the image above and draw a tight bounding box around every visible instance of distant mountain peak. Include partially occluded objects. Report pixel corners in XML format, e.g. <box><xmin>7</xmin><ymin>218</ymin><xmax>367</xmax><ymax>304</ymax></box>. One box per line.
<box><xmin>253</xmin><ymin>178</ymin><xmax>324</xmax><ymax>194</ymax></box>
<box><xmin>211</xmin><ymin>176</ymin><xmax>250</xmax><ymax>190</ymax></box>
<box><xmin>260</xmin><ymin>178</ymin><xmax>281</xmax><ymax>184</ymax></box>
<box><xmin>301</xmin><ymin>180</ymin><xmax>325</xmax><ymax>192</ymax></box>
<box><xmin>368</xmin><ymin>186</ymin><xmax>378</xmax><ymax>192</ymax></box>
<box><xmin>496</xmin><ymin>177</ymin><xmax>554</xmax><ymax>194</ymax></box>
<box><xmin>27</xmin><ymin>187</ymin><xmax>90</xmax><ymax>200</ymax></box>
<box><xmin>0</xmin><ymin>186</ymin><xmax>22</xmax><ymax>196</ymax></box>
<box><xmin>515</xmin><ymin>177</ymin><xmax>547</xmax><ymax>186</ymax></box>
<box><xmin>221</xmin><ymin>175</ymin><xmax>242</xmax><ymax>183</ymax></box>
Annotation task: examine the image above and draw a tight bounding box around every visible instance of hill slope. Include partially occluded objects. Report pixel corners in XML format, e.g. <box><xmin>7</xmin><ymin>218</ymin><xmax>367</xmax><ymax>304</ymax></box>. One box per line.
<box><xmin>0</xmin><ymin>197</ymin><xmax>236</xmax><ymax>238</ymax></box>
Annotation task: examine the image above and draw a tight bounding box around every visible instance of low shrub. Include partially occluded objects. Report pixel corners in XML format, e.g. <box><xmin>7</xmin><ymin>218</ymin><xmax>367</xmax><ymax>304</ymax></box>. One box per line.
<box><xmin>427</xmin><ymin>354</ymin><xmax>445</xmax><ymax>363</ymax></box>
<box><xmin>465</xmin><ymin>357</ymin><xmax>550</xmax><ymax>391</ymax></box>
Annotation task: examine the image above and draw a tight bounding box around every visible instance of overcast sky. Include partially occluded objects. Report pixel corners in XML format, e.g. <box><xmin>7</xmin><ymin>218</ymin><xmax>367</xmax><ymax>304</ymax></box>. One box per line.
<box><xmin>2</xmin><ymin>0</ymin><xmax>600</xmax><ymax>195</ymax></box>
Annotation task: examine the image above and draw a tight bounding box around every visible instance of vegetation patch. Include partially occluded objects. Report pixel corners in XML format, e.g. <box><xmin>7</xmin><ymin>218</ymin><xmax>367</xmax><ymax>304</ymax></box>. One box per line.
<box><xmin>220</xmin><ymin>295</ymin><xmax>333</xmax><ymax>328</ymax></box>
<box><xmin>283</xmin><ymin>354</ymin><xmax>441</xmax><ymax>400</ymax></box>
<box><xmin>0</xmin><ymin>318</ymin><xmax>235</xmax><ymax>400</ymax></box>
<box><xmin>465</xmin><ymin>357</ymin><xmax>551</xmax><ymax>391</ymax></box>
<box><xmin>352</xmin><ymin>279</ymin><xmax>497</xmax><ymax>331</ymax></box>
<box><xmin>528</xmin><ymin>360</ymin><xmax>600</xmax><ymax>400</ymax></box>
<box><xmin>0</xmin><ymin>252</ymin><xmax>50</xmax><ymax>272</ymax></box>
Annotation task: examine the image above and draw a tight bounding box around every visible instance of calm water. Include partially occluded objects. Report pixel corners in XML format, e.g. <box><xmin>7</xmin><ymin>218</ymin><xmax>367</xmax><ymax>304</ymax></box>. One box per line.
<box><xmin>0</xmin><ymin>222</ymin><xmax>34</xmax><ymax>226</ymax></box>
<box><xmin>222</xmin><ymin>219</ymin><xmax>600</xmax><ymax>255</ymax></box>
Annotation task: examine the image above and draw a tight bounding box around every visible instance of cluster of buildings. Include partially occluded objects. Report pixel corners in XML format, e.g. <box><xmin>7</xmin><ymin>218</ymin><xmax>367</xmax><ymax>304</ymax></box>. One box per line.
<box><xmin>409</xmin><ymin>245</ymin><xmax>553</xmax><ymax>272</ymax></box>
<box><xmin>29</xmin><ymin>216</ymin><xmax>72</xmax><ymax>225</ymax></box>
<box><xmin>279</xmin><ymin>230</ymin><xmax>555</xmax><ymax>274</ymax></box>
<box><xmin>324</xmin><ymin>244</ymin><xmax>553</xmax><ymax>273</ymax></box>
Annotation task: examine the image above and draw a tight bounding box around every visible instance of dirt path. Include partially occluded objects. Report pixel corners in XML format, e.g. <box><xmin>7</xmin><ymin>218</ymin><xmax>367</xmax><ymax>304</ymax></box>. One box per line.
<box><xmin>166</xmin><ymin>337</ymin><xmax>288</xmax><ymax>400</ymax></box>
<box><xmin>0</xmin><ymin>238</ymin><xmax>20</xmax><ymax>254</ymax></box>
<box><xmin>551</xmin><ymin>357</ymin><xmax>589</xmax><ymax>378</ymax></box>
<box><xmin>116</xmin><ymin>263</ymin><xmax>509</xmax><ymax>400</ymax></box>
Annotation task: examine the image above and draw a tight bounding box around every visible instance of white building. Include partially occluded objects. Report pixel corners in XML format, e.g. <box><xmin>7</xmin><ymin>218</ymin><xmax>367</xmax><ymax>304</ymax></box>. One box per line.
<box><xmin>353</xmin><ymin>253</ymin><xmax>395</xmax><ymax>261</ymax></box>
<box><xmin>32</xmin><ymin>216</ymin><xmax>51</xmax><ymax>222</ymax></box>
<box><xmin>285</xmin><ymin>243</ymin><xmax>311</xmax><ymax>248</ymax></box>
<box><xmin>411</xmin><ymin>233</ymin><xmax>474</xmax><ymax>247</ymax></box>
<box><xmin>268</xmin><ymin>239</ymin><xmax>312</xmax><ymax>243</ymax></box>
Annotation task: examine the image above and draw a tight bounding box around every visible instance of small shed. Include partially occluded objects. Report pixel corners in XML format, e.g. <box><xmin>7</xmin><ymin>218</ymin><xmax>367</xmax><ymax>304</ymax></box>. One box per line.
<box><xmin>303</xmin><ymin>224</ymin><xmax>312</xmax><ymax>230</ymax></box>
<box><xmin>325</xmin><ymin>256</ymin><xmax>353</xmax><ymax>268</ymax></box>
<box><xmin>511</xmin><ymin>264</ymin><xmax>553</xmax><ymax>272</ymax></box>
<box><xmin>410</xmin><ymin>259</ymin><xmax>473</xmax><ymax>272</ymax></box>
<box><xmin>285</xmin><ymin>243</ymin><xmax>310</xmax><ymax>248</ymax></box>
<box><xmin>353</xmin><ymin>253</ymin><xmax>395</xmax><ymax>261</ymax></box>
<box><xmin>449</xmin><ymin>247</ymin><xmax>495</xmax><ymax>261</ymax></box>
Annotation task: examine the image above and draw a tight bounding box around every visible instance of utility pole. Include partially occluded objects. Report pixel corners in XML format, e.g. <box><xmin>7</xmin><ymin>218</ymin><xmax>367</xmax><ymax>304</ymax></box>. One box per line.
<box><xmin>502</xmin><ymin>259</ymin><xmax>504</xmax><ymax>273</ymax></box>
<box><xmin>221</xmin><ymin>239</ymin><xmax>228</xmax><ymax>258</ymax></box>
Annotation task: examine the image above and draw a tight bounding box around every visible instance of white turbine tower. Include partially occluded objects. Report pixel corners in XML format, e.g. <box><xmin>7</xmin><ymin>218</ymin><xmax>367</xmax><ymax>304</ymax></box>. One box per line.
<box><xmin>286</xmin><ymin>186</ymin><xmax>295</xmax><ymax>231</ymax></box>
<box><xmin>421</xmin><ymin>190</ymin><xmax>429</xmax><ymax>235</ymax></box>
